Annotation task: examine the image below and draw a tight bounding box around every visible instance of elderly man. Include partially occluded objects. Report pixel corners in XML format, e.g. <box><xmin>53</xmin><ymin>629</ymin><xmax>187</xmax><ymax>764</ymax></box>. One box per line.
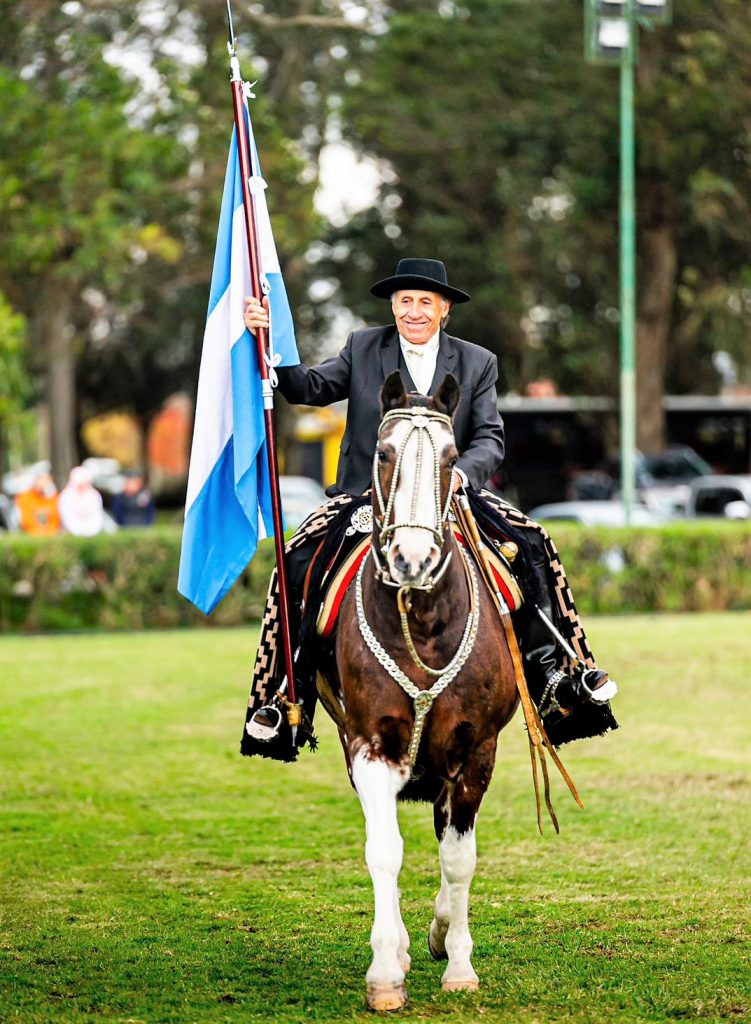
<box><xmin>242</xmin><ymin>258</ymin><xmax>617</xmax><ymax>753</ymax></box>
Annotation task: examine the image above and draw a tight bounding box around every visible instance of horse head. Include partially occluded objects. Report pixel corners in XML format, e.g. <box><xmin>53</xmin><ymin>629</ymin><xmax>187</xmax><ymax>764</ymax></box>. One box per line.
<box><xmin>373</xmin><ymin>371</ymin><xmax>461</xmax><ymax>588</ymax></box>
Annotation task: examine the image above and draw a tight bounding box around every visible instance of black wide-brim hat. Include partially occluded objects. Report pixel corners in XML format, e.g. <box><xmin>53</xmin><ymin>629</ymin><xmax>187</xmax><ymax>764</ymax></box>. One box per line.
<box><xmin>370</xmin><ymin>258</ymin><xmax>470</xmax><ymax>304</ymax></box>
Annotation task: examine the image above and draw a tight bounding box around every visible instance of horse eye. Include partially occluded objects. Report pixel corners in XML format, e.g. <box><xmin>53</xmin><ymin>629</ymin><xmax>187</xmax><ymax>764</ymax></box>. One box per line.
<box><xmin>448</xmin><ymin>456</ymin><xmax>458</xmax><ymax>468</ymax></box>
<box><xmin>377</xmin><ymin>449</ymin><xmax>388</xmax><ymax>462</ymax></box>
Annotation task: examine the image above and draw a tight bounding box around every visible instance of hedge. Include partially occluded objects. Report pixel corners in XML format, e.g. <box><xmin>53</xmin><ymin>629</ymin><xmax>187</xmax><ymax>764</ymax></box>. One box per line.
<box><xmin>0</xmin><ymin>527</ymin><xmax>276</xmax><ymax>633</ymax></box>
<box><xmin>1</xmin><ymin>521</ymin><xmax>750</xmax><ymax>633</ymax></box>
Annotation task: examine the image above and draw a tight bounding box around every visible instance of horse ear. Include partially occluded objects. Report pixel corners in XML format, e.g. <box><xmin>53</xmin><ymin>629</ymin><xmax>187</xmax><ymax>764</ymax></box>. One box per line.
<box><xmin>433</xmin><ymin>373</ymin><xmax>461</xmax><ymax>418</ymax></box>
<box><xmin>380</xmin><ymin>371</ymin><xmax>408</xmax><ymax>414</ymax></box>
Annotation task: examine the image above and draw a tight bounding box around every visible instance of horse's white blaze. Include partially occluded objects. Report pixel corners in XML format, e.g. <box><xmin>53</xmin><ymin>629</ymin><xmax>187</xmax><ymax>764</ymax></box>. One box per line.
<box><xmin>385</xmin><ymin>417</ymin><xmax>454</xmax><ymax>585</ymax></box>
<box><xmin>438</xmin><ymin>825</ymin><xmax>478</xmax><ymax>986</ymax></box>
<box><xmin>351</xmin><ymin>749</ymin><xmax>410</xmax><ymax>987</ymax></box>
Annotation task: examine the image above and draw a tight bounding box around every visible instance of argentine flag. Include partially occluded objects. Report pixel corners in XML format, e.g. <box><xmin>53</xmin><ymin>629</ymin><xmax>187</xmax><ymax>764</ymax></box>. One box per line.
<box><xmin>178</xmin><ymin>108</ymin><xmax>299</xmax><ymax>615</ymax></box>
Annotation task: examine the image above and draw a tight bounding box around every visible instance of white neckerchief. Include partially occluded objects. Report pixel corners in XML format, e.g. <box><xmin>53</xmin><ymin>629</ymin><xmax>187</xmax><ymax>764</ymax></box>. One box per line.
<box><xmin>398</xmin><ymin>330</ymin><xmax>440</xmax><ymax>395</ymax></box>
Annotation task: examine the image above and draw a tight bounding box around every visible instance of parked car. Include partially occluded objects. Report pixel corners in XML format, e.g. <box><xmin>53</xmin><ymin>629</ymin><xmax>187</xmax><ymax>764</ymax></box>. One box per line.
<box><xmin>636</xmin><ymin>446</ymin><xmax>713</xmax><ymax>486</ymax></box>
<box><xmin>683</xmin><ymin>475</ymin><xmax>751</xmax><ymax>519</ymax></box>
<box><xmin>280</xmin><ymin>476</ymin><xmax>328</xmax><ymax>530</ymax></box>
<box><xmin>528</xmin><ymin>500</ymin><xmax>666</xmax><ymax>527</ymax></box>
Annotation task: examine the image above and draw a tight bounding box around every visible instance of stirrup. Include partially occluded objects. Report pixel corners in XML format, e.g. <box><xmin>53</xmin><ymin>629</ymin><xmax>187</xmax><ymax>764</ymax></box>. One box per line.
<box><xmin>538</xmin><ymin>668</ymin><xmax>618</xmax><ymax>720</ymax></box>
<box><xmin>579</xmin><ymin>668</ymin><xmax>618</xmax><ymax>705</ymax></box>
<box><xmin>245</xmin><ymin>704</ymin><xmax>283</xmax><ymax>742</ymax></box>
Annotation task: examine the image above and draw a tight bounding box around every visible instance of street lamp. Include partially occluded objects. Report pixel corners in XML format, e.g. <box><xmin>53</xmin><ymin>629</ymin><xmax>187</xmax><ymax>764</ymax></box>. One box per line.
<box><xmin>583</xmin><ymin>0</ymin><xmax>671</xmax><ymax>523</ymax></box>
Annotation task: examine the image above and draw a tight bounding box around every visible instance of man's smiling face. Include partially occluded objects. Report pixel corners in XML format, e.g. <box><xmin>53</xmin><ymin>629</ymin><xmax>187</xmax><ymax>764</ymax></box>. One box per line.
<box><xmin>391</xmin><ymin>289</ymin><xmax>450</xmax><ymax>346</ymax></box>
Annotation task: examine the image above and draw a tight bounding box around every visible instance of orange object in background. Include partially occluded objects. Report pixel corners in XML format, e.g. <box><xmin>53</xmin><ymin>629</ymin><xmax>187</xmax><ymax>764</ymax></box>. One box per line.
<box><xmin>15</xmin><ymin>475</ymin><xmax>61</xmax><ymax>535</ymax></box>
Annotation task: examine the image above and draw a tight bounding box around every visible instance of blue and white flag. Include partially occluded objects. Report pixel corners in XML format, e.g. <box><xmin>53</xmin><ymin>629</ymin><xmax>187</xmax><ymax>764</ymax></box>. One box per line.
<box><xmin>178</xmin><ymin>107</ymin><xmax>299</xmax><ymax>615</ymax></box>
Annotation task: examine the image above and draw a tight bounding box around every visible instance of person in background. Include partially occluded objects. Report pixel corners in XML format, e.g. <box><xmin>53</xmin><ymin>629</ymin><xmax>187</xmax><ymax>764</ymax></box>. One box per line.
<box><xmin>58</xmin><ymin>466</ymin><xmax>106</xmax><ymax>537</ymax></box>
<box><xmin>15</xmin><ymin>470</ymin><xmax>61</xmax><ymax>536</ymax></box>
<box><xmin>112</xmin><ymin>471</ymin><xmax>155</xmax><ymax>528</ymax></box>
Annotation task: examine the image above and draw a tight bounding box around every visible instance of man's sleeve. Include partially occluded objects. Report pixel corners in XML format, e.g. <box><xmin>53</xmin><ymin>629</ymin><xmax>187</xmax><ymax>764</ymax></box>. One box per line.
<box><xmin>456</xmin><ymin>353</ymin><xmax>505</xmax><ymax>489</ymax></box>
<box><xmin>275</xmin><ymin>333</ymin><xmax>353</xmax><ymax>407</ymax></box>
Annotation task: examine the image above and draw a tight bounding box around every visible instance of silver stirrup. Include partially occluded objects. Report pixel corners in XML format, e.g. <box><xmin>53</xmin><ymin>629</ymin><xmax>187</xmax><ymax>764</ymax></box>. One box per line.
<box><xmin>580</xmin><ymin>669</ymin><xmax>618</xmax><ymax>705</ymax></box>
<box><xmin>245</xmin><ymin>704</ymin><xmax>283</xmax><ymax>742</ymax></box>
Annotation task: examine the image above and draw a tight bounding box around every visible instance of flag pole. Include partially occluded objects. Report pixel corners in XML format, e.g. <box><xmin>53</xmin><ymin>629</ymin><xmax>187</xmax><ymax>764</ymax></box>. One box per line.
<box><xmin>226</xmin><ymin>2</ymin><xmax>300</xmax><ymax>743</ymax></box>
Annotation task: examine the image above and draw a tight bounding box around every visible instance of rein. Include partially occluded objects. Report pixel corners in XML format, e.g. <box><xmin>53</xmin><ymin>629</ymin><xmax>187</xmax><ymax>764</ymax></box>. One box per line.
<box><xmin>452</xmin><ymin>494</ymin><xmax>583</xmax><ymax>834</ymax></box>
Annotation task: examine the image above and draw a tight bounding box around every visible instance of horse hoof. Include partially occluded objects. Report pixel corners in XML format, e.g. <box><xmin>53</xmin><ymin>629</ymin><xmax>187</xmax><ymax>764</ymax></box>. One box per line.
<box><xmin>366</xmin><ymin>982</ymin><xmax>408</xmax><ymax>1012</ymax></box>
<box><xmin>442</xmin><ymin>978</ymin><xmax>479</xmax><ymax>993</ymax></box>
<box><xmin>428</xmin><ymin>927</ymin><xmax>448</xmax><ymax>961</ymax></box>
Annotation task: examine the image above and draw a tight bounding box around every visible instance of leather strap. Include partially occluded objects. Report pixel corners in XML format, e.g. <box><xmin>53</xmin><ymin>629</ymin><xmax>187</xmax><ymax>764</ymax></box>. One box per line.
<box><xmin>452</xmin><ymin>495</ymin><xmax>583</xmax><ymax>834</ymax></box>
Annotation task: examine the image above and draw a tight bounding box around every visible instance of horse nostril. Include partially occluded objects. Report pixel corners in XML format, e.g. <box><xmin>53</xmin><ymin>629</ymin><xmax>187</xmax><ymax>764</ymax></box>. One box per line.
<box><xmin>421</xmin><ymin>548</ymin><xmax>440</xmax><ymax>574</ymax></box>
<box><xmin>394</xmin><ymin>551</ymin><xmax>409</xmax><ymax>574</ymax></box>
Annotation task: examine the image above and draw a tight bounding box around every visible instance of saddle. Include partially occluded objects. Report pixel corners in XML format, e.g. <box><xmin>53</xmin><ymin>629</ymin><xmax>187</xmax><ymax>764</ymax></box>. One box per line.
<box><xmin>312</xmin><ymin>510</ymin><xmax>524</xmax><ymax>639</ymax></box>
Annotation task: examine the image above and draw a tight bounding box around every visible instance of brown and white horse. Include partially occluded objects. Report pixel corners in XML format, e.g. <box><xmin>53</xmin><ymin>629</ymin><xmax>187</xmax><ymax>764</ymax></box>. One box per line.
<box><xmin>333</xmin><ymin>371</ymin><xmax>521</xmax><ymax>1011</ymax></box>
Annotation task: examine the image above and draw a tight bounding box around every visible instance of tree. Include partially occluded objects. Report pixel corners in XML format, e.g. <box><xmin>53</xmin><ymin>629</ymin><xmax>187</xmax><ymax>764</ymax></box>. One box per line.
<box><xmin>0</xmin><ymin>1</ymin><xmax>337</xmax><ymax>480</ymax></box>
<box><xmin>0</xmin><ymin>1</ymin><xmax>190</xmax><ymax>483</ymax></box>
<box><xmin>0</xmin><ymin>293</ymin><xmax>31</xmax><ymax>473</ymax></box>
<box><xmin>329</xmin><ymin>0</ymin><xmax>751</xmax><ymax>452</ymax></box>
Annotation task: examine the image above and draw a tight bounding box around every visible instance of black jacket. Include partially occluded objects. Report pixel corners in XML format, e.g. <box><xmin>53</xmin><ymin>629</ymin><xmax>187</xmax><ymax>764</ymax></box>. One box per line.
<box><xmin>276</xmin><ymin>325</ymin><xmax>505</xmax><ymax>495</ymax></box>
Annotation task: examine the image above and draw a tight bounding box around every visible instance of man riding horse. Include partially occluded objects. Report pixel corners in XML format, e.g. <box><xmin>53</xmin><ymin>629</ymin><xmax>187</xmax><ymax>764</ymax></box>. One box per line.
<box><xmin>241</xmin><ymin>258</ymin><xmax>618</xmax><ymax>753</ymax></box>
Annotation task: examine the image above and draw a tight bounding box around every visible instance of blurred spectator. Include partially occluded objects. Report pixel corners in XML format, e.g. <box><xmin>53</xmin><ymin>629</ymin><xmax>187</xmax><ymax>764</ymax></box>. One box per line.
<box><xmin>524</xmin><ymin>378</ymin><xmax>559</xmax><ymax>398</ymax></box>
<box><xmin>59</xmin><ymin>466</ymin><xmax>106</xmax><ymax>537</ymax></box>
<box><xmin>112</xmin><ymin>471</ymin><xmax>155</xmax><ymax>528</ymax></box>
<box><xmin>15</xmin><ymin>471</ymin><xmax>61</xmax><ymax>536</ymax></box>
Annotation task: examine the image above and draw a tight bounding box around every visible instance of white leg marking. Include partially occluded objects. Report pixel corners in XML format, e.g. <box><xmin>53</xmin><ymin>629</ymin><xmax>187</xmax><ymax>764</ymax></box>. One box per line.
<box><xmin>394</xmin><ymin>886</ymin><xmax>411</xmax><ymax>972</ymax></box>
<box><xmin>351</xmin><ymin>750</ymin><xmax>409</xmax><ymax>991</ymax></box>
<box><xmin>439</xmin><ymin>825</ymin><xmax>479</xmax><ymax>990</ymax></box>
<box><xmin>429</xmin><ymin>868</ymin><xmax>450</xmax><ymax>959</ymax></box>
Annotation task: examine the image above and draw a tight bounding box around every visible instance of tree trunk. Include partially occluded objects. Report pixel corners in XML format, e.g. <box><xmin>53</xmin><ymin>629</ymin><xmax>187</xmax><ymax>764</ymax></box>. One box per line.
<box><xmin>39</xmin><ymin>284</ymin><xmax>78</xmax><ymax>486</ymax></box>
<box><xmin>635</xmin><ymin>182</ymin><xmax>677</xmax><ymax>455</ymax></box>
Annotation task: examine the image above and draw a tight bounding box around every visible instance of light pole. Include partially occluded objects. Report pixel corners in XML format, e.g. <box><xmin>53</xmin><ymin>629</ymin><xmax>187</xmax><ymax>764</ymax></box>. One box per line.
<box><xmin>584</xmin><ymin>0</ymin><xmax>671</xmax><ymax>523</ymax></box>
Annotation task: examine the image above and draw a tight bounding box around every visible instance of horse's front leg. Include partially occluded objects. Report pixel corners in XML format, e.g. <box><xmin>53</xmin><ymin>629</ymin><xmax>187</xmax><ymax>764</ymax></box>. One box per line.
<box><xmin>436</xmin><ymin>820</ymin><xmax>478</xmax><ymax>991</ymax></box>
<box><xmin>429</xmin><ymin>770</ymin><xmax>487</xmax><ymax>992</ymax></box>
<box><xmin>351</xmin><ymin>747</ymin><xmax>410</xmax><ymax>1012</ymax></box>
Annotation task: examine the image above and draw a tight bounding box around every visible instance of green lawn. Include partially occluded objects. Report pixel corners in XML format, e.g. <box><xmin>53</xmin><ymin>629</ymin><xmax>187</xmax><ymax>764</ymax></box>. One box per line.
<box><xmin>0</xmin><ymin>614</ymin><xmax>749</xmax><ymax>1024</ymax></box>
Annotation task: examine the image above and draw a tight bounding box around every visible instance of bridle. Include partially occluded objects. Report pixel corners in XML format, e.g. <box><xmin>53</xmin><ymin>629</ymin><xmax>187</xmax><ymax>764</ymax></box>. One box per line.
<box><xmin>358</xmin><ymin>401</ymin><xmax>480</xmax><ymax>767</ymax></box>
<box><xmin>370</xmin><ymin>405</ymin><xmax>456</xmax><ymax>591</ymax></box>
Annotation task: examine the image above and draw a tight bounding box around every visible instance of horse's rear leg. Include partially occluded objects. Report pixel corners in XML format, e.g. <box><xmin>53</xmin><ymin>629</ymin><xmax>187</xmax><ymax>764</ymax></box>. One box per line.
<box><xmin>351</xmin><ymin>747</ymin><xmax>410</xmax><ymax>1012</ymax></box>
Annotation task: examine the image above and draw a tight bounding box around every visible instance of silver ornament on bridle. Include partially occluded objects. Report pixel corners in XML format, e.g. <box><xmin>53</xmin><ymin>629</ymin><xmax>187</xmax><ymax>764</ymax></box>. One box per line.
<box><xmin>357</xmin><ymin>402</ymin><xmax>479</xmax><ymax>767</ymax></box>
<box><xmin>370</xmin><ymin>406</ymin><xmax>456</xmax><ymax>591</ymax></box>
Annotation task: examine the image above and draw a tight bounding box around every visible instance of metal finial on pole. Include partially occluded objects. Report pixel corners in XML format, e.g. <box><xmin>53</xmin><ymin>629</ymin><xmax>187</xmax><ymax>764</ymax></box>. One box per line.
<box><xmin>226</xmin><ymin>0</ymin><xmax>236</xmax><ymax>52</ymax></box>
<box><xmin>226</xmin><ymin>0</ymin><xmax>242</xmax><ymax>82</ymax></box>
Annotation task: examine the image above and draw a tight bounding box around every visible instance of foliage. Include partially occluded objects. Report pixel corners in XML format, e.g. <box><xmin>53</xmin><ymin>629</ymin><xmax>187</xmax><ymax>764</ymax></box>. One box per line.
<box><xmin>329</xmin><ymin>0</ymin><xmax>751</xmax><ymax>403</ymax></box>
<box><xmin>0</xmin><ymin>528</ymin><xmax>276</xmax><ymax>632</ymax></box>
<box><xmin>0</xmin><ymin>616</ymin><xmax>749</xmax><ymax>1022</ymax></box>
<box><xmin>0</xmin><ymin>0</ymin><xmax>325</xmax><ymax>471</ymax></box>
<box><xmin>1</xmin><ymin>521</ymin><xmax>750</xmax><ymax>634</ymax></box>
<box><xmin>550</xmin><ymin>519</ymin><xmax>751</xmax><ymax>613</ymax></box>
<box><xmin>0</xmin><ymin>2</ymin><xmax>193</xmax><ymax>477</ymax></box>
<box><xmin>0</xmin><ymin>292</ymin><xmax>30</xmax><ymax>468</ymax></box>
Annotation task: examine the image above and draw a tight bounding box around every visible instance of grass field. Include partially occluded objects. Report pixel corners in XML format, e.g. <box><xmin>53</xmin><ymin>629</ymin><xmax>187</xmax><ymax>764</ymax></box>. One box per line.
<box><xmin>0</xmin><ymin>614</ymin><xmax>749</xmax><ymax>1024</ymax></box>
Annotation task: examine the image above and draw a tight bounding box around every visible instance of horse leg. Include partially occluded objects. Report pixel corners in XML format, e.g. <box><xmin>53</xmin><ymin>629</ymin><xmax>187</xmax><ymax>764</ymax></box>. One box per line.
<box><xmin>428</xmin><ymin>788</ymin><xmax>451</xmax><ymax>962</ymax></box>
<box><xmin>430</xmin><ymin>767</ymin><xmax>489</xmax><ymax>992</ymax></box>
<box><xmin>437</xmin><ymin>820</ymin><xmax>478</xmax><ymax>991</ymax></box>
<box><xmin>393</xmin><ymin>887</ymin><xmax>411</xmax><ymax>974</ymax></box>
<box><xmin>351</xmin><ymin>747</ymin><xmax>409</xmax><ymax>1012</ymax></box>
